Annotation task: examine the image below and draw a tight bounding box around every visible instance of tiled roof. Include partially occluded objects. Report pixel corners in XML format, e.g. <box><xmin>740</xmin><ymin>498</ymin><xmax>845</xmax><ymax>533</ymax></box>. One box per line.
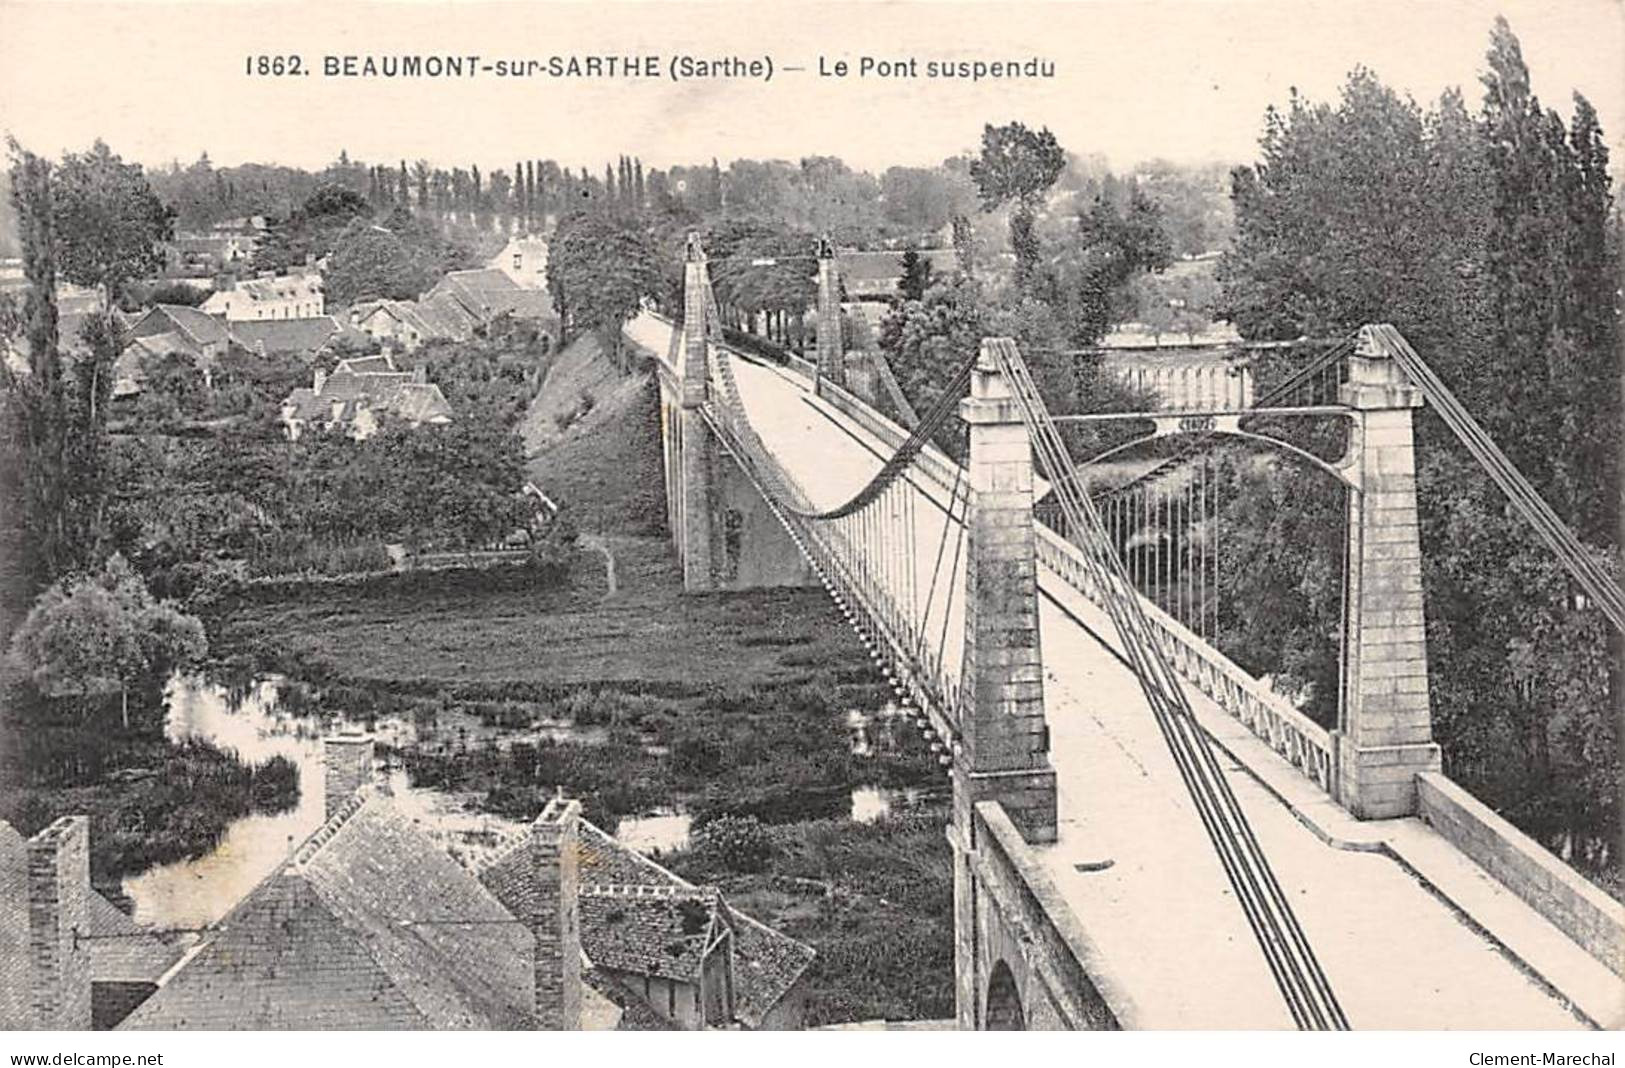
<box><xmin>281</xmin><ymin>386</ymin><xmax>322</xmax><ymax>422</ymax></box>
<box><xmin>334</xmin><ymin>354</ymin><xmax>397</xmax><ymax>375</ymax></box>
<box><xmin>477</xmin><ymin>821</ymin><xmax>814</xmax><ymax>1028</ymax></box>
<box><xmin>728</xmin><ymin>907</ymin><xmax>817</xmax><ymax>1028</ymax></box>
<box><xmin>235</xmin><ymin>275</ymin><xmax>322</xmax><ymax>302</ymax></box>
<box><xmin>319</xmin><ymin>369</ymin><xmax>411</xmax><ymax>403</ymax></box>
<box><xmin>86</xmin><ymin>892</ymin><xmax>189</xmax><ymax>984</ymax></box>
<box><xmin>428</xmin><ymin>269</ymin><xmax>526</xmax><ymax>321</ymax></box>
<box><xmin>578</xmin><ymin>884</ymin><xmax>726</xmax><ymax>982</ymax></box>
<box><xmin>148</xmin><ymin>304</ymin><xmax>231</xmax><ymax>346</ymax></box>
<box><xmin>228</xmin><ymin>316</ymin><xmax>341</xmax><ymax>355</ymax></box>
<box><xmin>415</xmin><ymin>293</ymin><xmax>478</xmax><ymax>338</ymax></box>
<box><xmin>490</xmin><ymin>290</ymin><xmax>556</xmax><ymax>320</ymax></box>
<box><xmin>120</xmin><ymin>791</ymin><xmax>535</xmax><ymax>1030</ymax></box>
<box><xmin>390</xmin><ymin>382</ymin><xmax>454</xmax><ymax>424</ymax></box>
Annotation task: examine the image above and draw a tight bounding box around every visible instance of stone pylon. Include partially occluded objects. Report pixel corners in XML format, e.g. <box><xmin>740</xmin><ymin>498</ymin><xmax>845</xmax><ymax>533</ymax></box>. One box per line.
<box><xmin>679</xmin><ymin>232</ymin><xmax>715</xmax><ymax>590</ymax></box>
<box><xmin>815</xmin><ymin>236</ymin><xmax>845</xmax><ymax>393</ymax></box>
<box><xmin>1335</xmin><ymin>325</ymin><xmax>1441</xmax><ymax>818</ymax></box>
<box><xmin>952</xmin><ymin>338</ymin><xmax>1057</xmax><ymax>1029</ymax></box>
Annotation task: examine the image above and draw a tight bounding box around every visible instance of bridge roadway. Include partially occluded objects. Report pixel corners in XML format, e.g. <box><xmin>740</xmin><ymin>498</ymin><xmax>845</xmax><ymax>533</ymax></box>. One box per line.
<box><xmin>628</xmin><ymin>313</ymin><xmax>1585</xmax><ymax>1029</ymax></box>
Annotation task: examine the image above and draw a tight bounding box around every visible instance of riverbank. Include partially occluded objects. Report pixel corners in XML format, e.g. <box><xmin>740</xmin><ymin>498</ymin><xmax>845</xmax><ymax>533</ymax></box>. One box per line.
<box><xmin>0</xmin><ymin>721</ymin><xmax>298</xmax><ymax>895</ymax></box>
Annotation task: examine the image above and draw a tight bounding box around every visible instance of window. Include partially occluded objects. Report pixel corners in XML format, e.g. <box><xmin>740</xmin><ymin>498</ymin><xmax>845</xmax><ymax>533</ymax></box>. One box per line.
<box><xmin>513</xmin><ymin>253</ymin><xmax>523</xmax><ymax>270</ymax></box>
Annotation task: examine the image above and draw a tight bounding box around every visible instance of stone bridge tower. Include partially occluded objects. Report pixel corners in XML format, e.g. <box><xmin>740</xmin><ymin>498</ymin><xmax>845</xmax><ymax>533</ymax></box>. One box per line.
<box><xmin>1336</xmin><ymin>326</ymin><xmax>1441</xmax><ymax>818</ymax></box>
<box><xmin>815</xmin><ymin>236</ymin><xmax>846</xmax><ymax>393</ymax></box>
<box><xmin>952</xmin><ymin>337</ymin><xmax>1059</xmax><ymax>1029</ymax></box>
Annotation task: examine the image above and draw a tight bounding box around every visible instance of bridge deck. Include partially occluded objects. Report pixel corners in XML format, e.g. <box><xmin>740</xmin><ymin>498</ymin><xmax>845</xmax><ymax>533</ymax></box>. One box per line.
<box><xmin>631</xmin><ymin>314</ymin><xmax>1589</xmax><ymax>1030</ymax></box>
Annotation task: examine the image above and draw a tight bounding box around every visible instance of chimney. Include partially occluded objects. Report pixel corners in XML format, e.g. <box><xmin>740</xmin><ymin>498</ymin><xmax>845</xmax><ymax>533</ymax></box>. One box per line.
<box><xmin>322</xmin><ymin>733</ymin><xmax>374</xmax><ymax>818</ymax></box>
<box><xmin>27</xmin><ymin>816</ymin><xmax>91</xmax><ymax>1029</ymax></box>
<box><xmin>313</xmin><ymin>367</ymin><xmax>328</xmax><ymax>393</ymax></box>
<box><xmin>531</xmin><ymin>797</ymin><xmax>582</xmax><ymax>1030</ymax></box>
<box><xmin>412</xmin><ymin>365</ymin><xmax>426</xmax><ymax>385</ymax></box>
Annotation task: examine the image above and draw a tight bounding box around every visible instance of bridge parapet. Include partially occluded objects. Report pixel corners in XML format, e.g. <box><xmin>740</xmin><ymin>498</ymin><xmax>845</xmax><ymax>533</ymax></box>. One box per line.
<box><xmin>1033</xmin><ymin>523</ymin><xmax>1338</xmax><ymax>794</ymax></box>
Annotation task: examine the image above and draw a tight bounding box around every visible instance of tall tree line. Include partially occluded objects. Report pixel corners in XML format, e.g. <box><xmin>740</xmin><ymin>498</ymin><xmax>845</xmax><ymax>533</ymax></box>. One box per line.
<box><xmin>1218</xmin><ymin>18</ymin><xmax>1621</xmax><ymax>880</ymax></box>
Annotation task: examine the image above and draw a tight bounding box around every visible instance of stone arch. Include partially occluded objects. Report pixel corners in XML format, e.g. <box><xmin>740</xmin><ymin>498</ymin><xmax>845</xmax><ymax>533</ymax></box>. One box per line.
<box><xmin>985</xmin><ymin>959</ymin><xmax>1026</xmax><ymax>1031</ymax></box>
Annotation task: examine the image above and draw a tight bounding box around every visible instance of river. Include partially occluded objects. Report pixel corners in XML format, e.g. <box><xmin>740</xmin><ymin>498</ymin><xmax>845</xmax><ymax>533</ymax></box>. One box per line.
<box><xmin>124</xmin><ymin>678</ymin><xmax>942</xmax><ymax>928</ymax></box>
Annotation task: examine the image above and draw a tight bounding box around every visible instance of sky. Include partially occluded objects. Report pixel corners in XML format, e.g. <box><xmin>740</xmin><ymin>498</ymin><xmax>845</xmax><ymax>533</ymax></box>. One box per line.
<box><xmin>0</xmin><ymin>0</ymin><xmax>1621</xmax><ymax>176</ymax></box>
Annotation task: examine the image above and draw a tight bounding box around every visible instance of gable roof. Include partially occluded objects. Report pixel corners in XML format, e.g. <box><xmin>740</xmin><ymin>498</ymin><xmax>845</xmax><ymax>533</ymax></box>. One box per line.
<box><xmin>86</xmin><ymin>892</ymin><xmax>190</xmax><ymax>984</ymax></box>
<box><xmin>333</xmin><ymin>353</ymin><xmax>396</xmax><ymax>374</ymax></box>
<box><xmin>477</xmin><ymin>820</ymin><xmax>814</xmax><ymax>1029</ymax></box>
<box><xmin>427</xmin><ymin>269</ymin><xmax>525</xmax><ymax>320</ymax></box>
<box><xmin>120</xmin><ymin>792</ymin><xmax>535</xmax><ymax>1030</ymax></box>
<box><xmin>228</xmin><ymin>316</ymin><xmax>341</xmax><ymax>355</ymax></box>
<box><xmin>390</xmin><ymin>382</ymin><xmax>454</xmax><ymax>423</ymax></box>
<box><xmin>578</xmin><ymin>885</ymin><xmax>728</xmax><ymax>982</ymax></box>
<box><xmin>143</xmin><ymin>304</ymin><xmax>231</xmax><ymax>347</ymax></box>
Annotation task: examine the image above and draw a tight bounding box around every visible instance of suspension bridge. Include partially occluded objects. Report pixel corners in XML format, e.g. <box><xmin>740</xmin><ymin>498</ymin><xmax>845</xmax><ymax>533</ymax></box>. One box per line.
<box><xmin>626</xmin><ymin>234</ymin><xmax>1624</xmax><ymax>1030</ymax></box>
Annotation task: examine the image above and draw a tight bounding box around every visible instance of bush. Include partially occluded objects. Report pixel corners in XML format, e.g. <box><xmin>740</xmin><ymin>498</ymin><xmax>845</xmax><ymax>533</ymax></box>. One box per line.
<box><xmin>692</xmin><ymin>814</ymin><xmax>773</xmax><ymax>873</ymax></box>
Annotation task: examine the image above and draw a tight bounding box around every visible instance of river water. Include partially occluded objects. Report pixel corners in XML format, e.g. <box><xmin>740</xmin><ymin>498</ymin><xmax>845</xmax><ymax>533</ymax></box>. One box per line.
<box><xmin>124</xmin><ymin>678</ymin><xmax>942</xmax><ymax>928</ymax></box>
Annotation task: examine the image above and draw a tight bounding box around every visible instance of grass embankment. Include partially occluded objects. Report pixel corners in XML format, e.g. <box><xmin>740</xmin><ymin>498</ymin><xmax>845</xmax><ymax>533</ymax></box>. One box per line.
<box><xmin>523</xmin><ymin>331</ymin><xmax>666</xmax><ymax>538</ymax></box>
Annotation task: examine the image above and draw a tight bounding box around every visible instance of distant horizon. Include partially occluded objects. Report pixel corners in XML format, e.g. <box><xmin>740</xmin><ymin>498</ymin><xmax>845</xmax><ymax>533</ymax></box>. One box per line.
<box><xmin>2</xmin><ymin>0</ymin><xmax>1620</xmax><ymax>184</ymax></box>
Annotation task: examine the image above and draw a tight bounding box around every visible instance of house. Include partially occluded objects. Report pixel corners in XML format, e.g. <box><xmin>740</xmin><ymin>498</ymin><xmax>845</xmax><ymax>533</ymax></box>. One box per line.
<box><xmin>350</xmin><ymin>296</ymin><xmax>477</xmax><ymax>352</ymax></box>
<box><xmin>350</xmin><ymin>265</ymin><xmax>553</xmax><ymax>353</ymax></box>
<box><xmin>477</xmin><ymin>818</ymin><xmax>815</xmax><ymax>1031</ymax></box>
<box><xmin>227</xmin><ymin>315</ymin><xmax>346</xmax><ymax>357</ymax></box>
<box><xmin>279</xmin><ymin>356</ymin><xmax>453</xmax><ymax>440</ymax></box>
<box><xmin>114</xmin><ymin>303</ymin><xmax>234</xmax><ymax>396</ymax></box>
<box><xmin>118</xmin><ymin>757</ymin><xmax>623</xmax><ymax>1030</ymax></box>
<box><xmin>424</xmin><ymin>268</ymin><xmax>555</xmax><ymax>323</ymax></box>
<box><xmin>835</xmin><ymin>248</ymin><xmax>959</xmax><ymax>301</ymax></box>
<box><xmin>202</xmin><ymin>271</ymin><xmax>324</xmax><ymax>321</ymax></box>
<box><xmin>163</xmin><ymin>216</ymin><xmax>267</xmax><ymax>274</ymax></box>
<box><xmin>0</xmin><ymin>817</ymin><xmax>189</xmax><ymax>1031</ymax></box>
<box><xmin>488</xmin><ymin>235</ymin><xmax>550</xmax><ymax>290</ymax></box>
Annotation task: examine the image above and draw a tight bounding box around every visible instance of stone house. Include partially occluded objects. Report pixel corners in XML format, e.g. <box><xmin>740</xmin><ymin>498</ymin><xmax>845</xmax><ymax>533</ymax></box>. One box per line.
<box><xmin>488</xmin><ymin>235</ymin><xmax>550</xmax><ymax>290</ymax></box>
<box><xmin>113</xmin><ymin>303</ymin><xmax>234</xmax><ymax>397</ymax></box>
<box><xmin>279</xmin><ymin>355</ymin><xmax>453</xmax><ymax>441</ymax></box>
<box><xmin>202</xmin><ymin>271</ymin><xmax>324</xmax><ymax>321</ymax></box>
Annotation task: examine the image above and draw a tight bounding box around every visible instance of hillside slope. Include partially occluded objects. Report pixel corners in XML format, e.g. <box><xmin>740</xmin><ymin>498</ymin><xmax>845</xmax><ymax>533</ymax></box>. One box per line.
<box><xmin>524</xmin><ymin>333</ymin><xmax>665</xmax><ymax>537</ymax></box>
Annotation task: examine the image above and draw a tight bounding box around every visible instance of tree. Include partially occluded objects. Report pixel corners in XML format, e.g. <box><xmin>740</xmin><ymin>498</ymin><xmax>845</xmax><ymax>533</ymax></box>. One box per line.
<box><xmin>51</xmin><ymin>140</ymin><xmax>172</xmax><ymax>308</ymax></box>
<box><xmin>1</xmin><ymin>141</ymin><xmax>128</xmax><ymax>616</ymax></box>
<box><xmin>323</xmin><ymin>219</ymin><xmax>438</xmax><ymax>306</ymax></box>
<box><xmin>547</xmin><ymin>210</ymin><xmax>662</xmax><ymax>355</ymax></box>
<box><xmin>5</xmin><ymin>555</ymin><xmax>206</xmax><ymax>730</ymax></box>
<box><xmin>897</xmin><ymin>246</ymin><xmax>934</xmax><ymax>302</ymax></box>
<box><xmin>1045</xmin><ymin>184</ymin><xmax>1173</xmax><ymax>345</ymax></box>
<box><xmin>252</xmin><ymin>182</ymin><xmax>369</xmax><ymax>271</ymax></box>
<box><xmin>969</xmin><ymin>122</ymin><xmax>1066</xmax><ymax>289</ymax></box>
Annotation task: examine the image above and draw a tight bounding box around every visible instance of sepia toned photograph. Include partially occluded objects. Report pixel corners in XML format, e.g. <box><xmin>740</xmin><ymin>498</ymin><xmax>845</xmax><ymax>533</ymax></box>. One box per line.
<box><xmin>0</xmin><ymin>0</ymin><xmax>1620</xmax><ymax>1043</ymax></box>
